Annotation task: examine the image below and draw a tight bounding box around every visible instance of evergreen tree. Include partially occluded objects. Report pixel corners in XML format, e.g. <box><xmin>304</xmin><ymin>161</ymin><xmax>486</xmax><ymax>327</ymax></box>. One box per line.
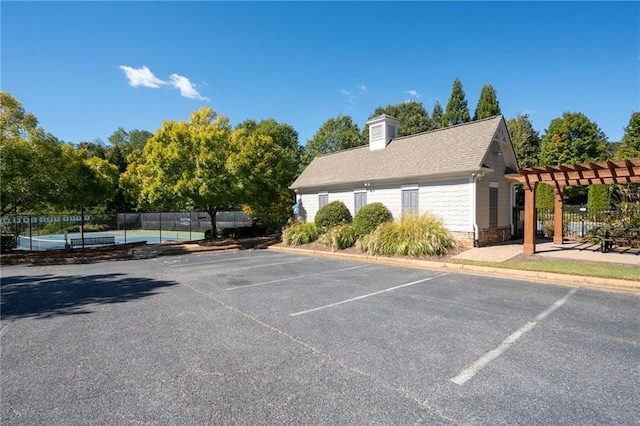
<box><xmin>506</xmin><ymin>114</ymin><xmax>541</xmax><ymax>168</ymax></box>
<box><xmin>614</xmin><ymin>112</ymin><xmax>640</xmax><ymax>159</ymax></box>
<box><xmin>473</xmin><ymin>84</ymin><xmax>501</xmax><ymax>120</ymax></box>
<box><xmin>443</xmin><ymin>77</ymin><xmax>470</xmax><ymax>127</ymax></box>
<box><xmin>587</xmin><ymin>185</ymin><xmax>612</xmax><ymax>210</ymax></box>
<box><xmin>431</xmin><ymin>101</ymin><xmax>444</xmax><ymax>129</ymax></box>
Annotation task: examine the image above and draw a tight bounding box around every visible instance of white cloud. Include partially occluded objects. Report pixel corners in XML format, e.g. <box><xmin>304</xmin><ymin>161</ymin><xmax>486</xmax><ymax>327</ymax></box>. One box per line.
<box><xmin>341</xmin><ymin>88</ymin><xmax>355</xmax><ymax>105</ymax></box>
<box><xmin>169</xmin><ymin>74</ymin><xmax>209</xmax><ymax>101</ymax></box>
<box><xmin>358</xmin><ymin>84</ymin><xmax>368</xmax><ymax>95</ymax></box>
<box><xmin>403</xmin><ymin>89</ymin><xmax>422</xmax><ymax>99</ymax></box>
<box><xmin>120</xmin><ymin>65</ymin><xmax>209</xmax><ymax>101</ymax></box>
<box><xmin>119</xmin><ymin>65</ymin><xmax>168</xmax><ymax>88</ymax></box>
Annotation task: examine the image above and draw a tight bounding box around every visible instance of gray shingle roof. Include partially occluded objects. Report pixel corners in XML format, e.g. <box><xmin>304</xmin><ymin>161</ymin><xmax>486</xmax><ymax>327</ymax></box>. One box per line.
<box><xmin>291</xmin><ymin>115</ymin><xmax>505</xmax><ymax>190</ymax></box>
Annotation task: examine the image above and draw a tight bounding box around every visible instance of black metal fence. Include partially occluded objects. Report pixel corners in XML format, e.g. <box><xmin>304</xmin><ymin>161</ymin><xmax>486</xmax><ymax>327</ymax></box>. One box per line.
<box><xmin>1</xmin><ymin>210</ymin><xmax>253</xmax><ymax>251</ymax></box>
<box><xmin>535</xmin><ymin>206</ymin><xmax>639</xmax><ymax>239</ymax></box>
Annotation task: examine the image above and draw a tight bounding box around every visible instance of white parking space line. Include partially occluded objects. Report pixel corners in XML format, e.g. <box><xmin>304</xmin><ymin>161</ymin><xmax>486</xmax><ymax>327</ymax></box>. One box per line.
<box><xmin>290</xmin><ymin>272</ymin><xmax>450</xmax><ymax>317</ymax></box>
<box><xmin>225</xmin><ymin>264</ymin><xmax>371</xmax><ymax>291</ymax></box>
<box><xmin>450</xmin><ymin>287</ymin><xmax>578</xmax><ymax>386</ymax></box>
<box><xmin>167</xmin><ymin>253</ymin><xmax>287</xmax><ymax>268</ymax></box>
<box><xmin>231</xmin><ymin>258</ymin><xmax>310</xmax><ymax>272</ymax></box>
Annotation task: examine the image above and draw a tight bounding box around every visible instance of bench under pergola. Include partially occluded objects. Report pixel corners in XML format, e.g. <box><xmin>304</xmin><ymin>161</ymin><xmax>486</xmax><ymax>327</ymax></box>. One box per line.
<box><xmin>506</xmin><ymin>158</ymin><xmax>640</xmax><ymax>254</ymax></box>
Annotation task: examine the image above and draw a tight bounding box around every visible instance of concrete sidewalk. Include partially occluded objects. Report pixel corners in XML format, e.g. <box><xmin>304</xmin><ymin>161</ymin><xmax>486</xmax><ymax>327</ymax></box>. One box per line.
<box><xmin>452</xmin><ymin>240</ymin><xmax>640</xmax><ymax>266</ymax></box>
<box><xmin>269</xmin><ymin>244</ymin><xmax>640</xmax><ymax>295</ymax></box>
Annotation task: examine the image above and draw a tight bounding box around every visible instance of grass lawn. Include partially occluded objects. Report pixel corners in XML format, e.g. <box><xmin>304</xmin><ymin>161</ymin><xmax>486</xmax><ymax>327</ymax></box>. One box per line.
<box><xmin>452</xmin><ymin>258</ymin><xmax>640</xmax><ymax>282</ymax></box>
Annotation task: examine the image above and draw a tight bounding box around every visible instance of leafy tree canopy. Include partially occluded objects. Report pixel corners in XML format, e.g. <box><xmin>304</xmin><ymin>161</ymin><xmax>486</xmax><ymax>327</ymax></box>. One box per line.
<box><xmin>443</xmin><ymin>77</ymin><xmax>470</xmax><ymax>127</ymax></box>
<box><xmin>302</xmin><ymin>115</ymin><xmax>361</xmax><ymax>167</ymax></box>
<box><xmin>614</xmin><ymin>112</ymin><xmax>640</xmax><ymax>159</ymax></box>
<box><xmin>361</xmin><ymin>100</ymin><xmax>434</xmax><ymax>143</ymax></box>
<box><xmin>506</xmin><ymin>114</ymin><xmax>541</xmax><ymax>168</ymax></box>
<box><xmin>473</xmin><ymin>84</ymin><xmax>501</xmax><ymax>120</ymax></box>
<box><xmin>123</xmin><ymin>107</ymin><xmax>297</xmax><ymax>232</ymax></box>
<box><xmin>539</xmin><ymin>112</ymin><xmax>608</xmax><ymax>166</ymax></box>
<box><xmin>1</xmin><ymin>92</ymin><xmax>65</xmax><ymax>215</ymax></box>
<box><xmin>233</xmin><ymin>119</ymin><xmax>300</xmax><ymax>228</ymax></box>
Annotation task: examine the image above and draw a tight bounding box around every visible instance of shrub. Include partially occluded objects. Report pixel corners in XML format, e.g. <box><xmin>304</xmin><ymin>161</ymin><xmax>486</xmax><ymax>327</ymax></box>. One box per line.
<box><xmin>535</xmin><ymin>184</ymin><xmax>554</xmax><ymax>209</ymax></box>
<box><xmin>282</xmin><ymin>222</ymin><xmax>320</xmax><ymax>246</ymax></box>
<box><xmin>587</xmin><ymin>184</ymin><xmax>612</xmax><ymax>211</ymax></box>
<box><xmin>356</xmin><ymin>213</ymin><xmax>458</xmax><ymax>257</ymax></box>
<box><xmin>314</xmin><ymin>201</ymin><xmax>352</xmax><ymax>231</ymax></box>
<box><xmin>320</xmin><ymin>223</ymin><xmax>356</xmax><ymax>250</ymax></box>
<box><xmin>352</xmin><ymin>202</ymin><xmax>392</xmax><ymax>236</ymax></box>
<box><xmin>1</xmin><ymin>235</ymin><xmax>18</xmax><ymax>252</ymax></box>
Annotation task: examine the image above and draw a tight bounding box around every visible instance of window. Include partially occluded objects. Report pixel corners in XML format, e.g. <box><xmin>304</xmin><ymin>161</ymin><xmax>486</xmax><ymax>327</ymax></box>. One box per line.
<box><xmin>371</xmin><ymin>124</ymin><xmax>383</xmax><ymax>140</ymax></box>
<box><xmin>388</xmin><ymin>124</ymin><xmax>396</xmax><ymax>139</ymax></box>
<box><xmin>489</xmin><ymin>187</ymin><xmax>498</xmax><ymax>228</ymax></box>
<box><xmin>402</xmin><ymin>189</ymin><xmax>419</xmax><ymax>216</ymax></box>
<box><xmin>319</xmin><ymin>193</ymin><xmax>328</xmax><ymax>209</ymax></box>
<box><xmin>354</xmin><ymin>192</ymin><xmax>367</xmax><ymax>215</ymax></box>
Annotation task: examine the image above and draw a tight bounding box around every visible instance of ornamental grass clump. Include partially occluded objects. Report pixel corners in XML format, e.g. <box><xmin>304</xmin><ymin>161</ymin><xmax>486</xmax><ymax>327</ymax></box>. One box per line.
<box><xmin>319</xmin><ymin>223</ymin><xmax>357</xmax><ymax>250</ymax></box>
<box><xmin>314</xmin><ymin>201</ymin><xmax>352</xmax><ymax>231</ymax></box>
<box><xmin>357</xmin><ymin>213</ymin><xmax>458</xmax><ymax>257</ymax></box>
<box><xmin>282</xmin><ymin>222</ymin><xmax>320</xmax><ymax>246</ymax></box>
<box><xmin>352</xmin><ymin>202</ymin><xmax>393</xmax><ymax>236</ymax></box>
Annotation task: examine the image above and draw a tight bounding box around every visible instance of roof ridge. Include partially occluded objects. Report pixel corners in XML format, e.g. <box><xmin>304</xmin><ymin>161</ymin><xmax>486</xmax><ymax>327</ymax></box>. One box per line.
<box><xmin>390</xmin><ymin>114</ymin><xmax>503</xmax><ymax>142</ymax></box>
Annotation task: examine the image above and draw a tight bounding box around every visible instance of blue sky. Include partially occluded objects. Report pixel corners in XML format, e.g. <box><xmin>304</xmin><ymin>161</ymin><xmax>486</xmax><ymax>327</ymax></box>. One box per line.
<box><xmin>2</xmin><ymin>1</ymin><xmax>639</xmax><ymax>147</ymax></box>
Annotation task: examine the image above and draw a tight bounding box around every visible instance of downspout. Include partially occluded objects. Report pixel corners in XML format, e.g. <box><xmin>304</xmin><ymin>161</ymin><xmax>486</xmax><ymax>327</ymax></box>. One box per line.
<box><xmin>509</xmin><ymin>182</ymin><xmax>515</xmax><ymax>238</ymax></box>
<box><xmin>470</xmin><ymin>172</ymin><xmax>480</xmax><ymax>247</ymax></box>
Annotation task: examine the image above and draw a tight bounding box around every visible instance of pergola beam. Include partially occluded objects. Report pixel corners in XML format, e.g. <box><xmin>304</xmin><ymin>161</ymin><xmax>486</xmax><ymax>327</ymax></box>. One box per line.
<box><xmin>506</xmin><ymin>158</ymin><xmax>640</xmax><ymax>254</ymax></box>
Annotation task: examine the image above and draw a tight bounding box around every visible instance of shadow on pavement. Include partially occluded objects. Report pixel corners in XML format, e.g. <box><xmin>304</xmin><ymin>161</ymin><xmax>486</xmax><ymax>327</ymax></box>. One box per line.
<box><xmin>1</xmin><ymin>273</ymin><xmax>178</xmax><ymax>320</ymax></box>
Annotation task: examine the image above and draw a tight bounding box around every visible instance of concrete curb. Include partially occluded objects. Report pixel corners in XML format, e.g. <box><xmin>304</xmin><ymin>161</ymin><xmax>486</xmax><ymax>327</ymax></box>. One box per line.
<box><xmin>268</xmin><ymin>245</ymin><xmax>640</xmax><ymax>295</ymax></box>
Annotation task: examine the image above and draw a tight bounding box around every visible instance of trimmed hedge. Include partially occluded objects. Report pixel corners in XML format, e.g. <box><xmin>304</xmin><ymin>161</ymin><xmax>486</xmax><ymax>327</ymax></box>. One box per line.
<box><xmin>352</xmin><ymin>202</ymin><xmax>392</xmax><ymax>236</ymax></box>
<box><xmin>314</xmin><ymin>201</ymin><xmax>352</xmax><ymax>231</ymax></box>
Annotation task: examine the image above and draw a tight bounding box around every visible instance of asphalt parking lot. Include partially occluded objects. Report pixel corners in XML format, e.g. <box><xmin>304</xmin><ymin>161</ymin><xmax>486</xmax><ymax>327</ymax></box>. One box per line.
<box><xmin>2</xmin><ymin>249</ymin><xmax>639</xmax><ymax>425</ymax></box>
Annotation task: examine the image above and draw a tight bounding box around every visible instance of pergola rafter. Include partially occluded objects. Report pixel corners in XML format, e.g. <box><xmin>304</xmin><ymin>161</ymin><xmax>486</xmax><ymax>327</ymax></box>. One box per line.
<box><xmin>506</xmin><ymin>158</ymin><xmax>640</xmax><ymax>254</ymax></box>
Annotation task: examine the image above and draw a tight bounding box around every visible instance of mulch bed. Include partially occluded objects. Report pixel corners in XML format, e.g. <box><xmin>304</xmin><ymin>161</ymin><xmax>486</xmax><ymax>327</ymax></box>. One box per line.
<box><xmin>0</xmin><ymin>237</ymin><xmax>278</xmax><ymax>265</ymax></box>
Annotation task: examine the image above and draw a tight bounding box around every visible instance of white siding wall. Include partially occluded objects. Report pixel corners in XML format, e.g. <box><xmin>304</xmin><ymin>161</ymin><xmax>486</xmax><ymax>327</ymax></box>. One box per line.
<box><xmin>420</xmin><ymin>178</ymin><xmax>471</xmax><ymax>231</ymax></box>
<box><xmin>298</xmin><ymin>178</ymin><xmax>471</xmax><ymax>231</ymax></box>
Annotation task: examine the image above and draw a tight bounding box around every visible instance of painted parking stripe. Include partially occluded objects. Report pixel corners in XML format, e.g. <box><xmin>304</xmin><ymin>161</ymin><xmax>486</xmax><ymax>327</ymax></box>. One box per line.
<box><xmin>450</xmin><ymin>287</ymin><xmax>578</xmax><ymax>386</ymax></box>
<box><xmin>226</xmin><ymin>264</ymin><xmax>371</xmax><ymax>291</ymax></box>
<box><xmin>290</xmin><ymin>272</ymin><xmax>450</xmax><ymax>317</ymax></box>
<box><xmin>167</xmin><ymin>253</ymin><xmax>287</xmax><ymax>268</ymax></box>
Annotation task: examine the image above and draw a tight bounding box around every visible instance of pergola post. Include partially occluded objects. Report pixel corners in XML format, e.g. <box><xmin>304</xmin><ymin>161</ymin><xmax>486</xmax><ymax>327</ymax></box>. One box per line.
<box><xmin>523</xmin><ymin>182</ymin><xmax>537</xmax><ymax>254</ymax></box>
<box><xmin>553</xmin><ymin>187</ymin><xmax>564</xmax><ymax>245</ymax></box>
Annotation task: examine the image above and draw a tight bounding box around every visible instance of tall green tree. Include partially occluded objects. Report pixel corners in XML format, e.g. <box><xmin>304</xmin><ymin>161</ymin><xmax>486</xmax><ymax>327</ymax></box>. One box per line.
<box><xmin>473</xmin><ymin>84</ymin><xmax>501</xmax><ymax>120</ymax></box>
<box><xmin>0</xmin><ymin>92</ymin><xmax>65</xmax><ymax>215</ymax></box>
<box><xmin>361</xmin><ymin>101</ymin><xmax>433</xmax><ymax>142</ymax></box>
<box><xmin>443</xmin><ymin>77</ymin><xmax>470</xmax><ymax>127</ymax></box>
<box><xmin>233</xmin><ymin>119</ymin><xmax>301</xmax><ymax>227</ymax></box>
<box><xmin>431</xmin><ymin>101</ymin><xmax>444</xmax><ymax>128</ymax></box>
<box><xmin>123</xmin><ymin>108</ymin><xmax>235</xmax><ymax>232</ymax></box>
<box><xmin>506</xmin><ymin>114</ymin><xmax>541</xmax><ymax>168</ymax></box>
<box><xmin>539</xmin><ymin>112</ymin><xmax>608</xmax><ymax>166</ymax></box>
<box><xmin>302</xmin><ymin>115</ymin><xmax>361</xmax><ymax>166</ymax></box>
<box><xmin>57</xmin><ymin>145</ymin><xmax>119</xmax><ymax>210</ymax></box>
<box><xmin>123</xmin><ymin>107</ymin><xmax>295</xmax><ymax>233</ymax></box>
<box><xmin>614</xmin><ymin>112</ymin><xmax>640</xmax><ymax>159</ymax></box>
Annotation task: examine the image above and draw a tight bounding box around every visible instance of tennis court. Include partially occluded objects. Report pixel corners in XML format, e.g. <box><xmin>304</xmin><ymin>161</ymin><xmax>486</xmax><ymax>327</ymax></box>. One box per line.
<box><xmin>18</xmin><ymin>229</ymin><xmax>205</xmax><ymax>250</ymax></box>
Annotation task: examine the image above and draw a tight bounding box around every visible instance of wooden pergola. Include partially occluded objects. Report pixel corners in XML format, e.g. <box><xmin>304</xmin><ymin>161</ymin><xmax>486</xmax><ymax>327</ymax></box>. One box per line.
<box><xmin>507</xmin><ymin>158</ymin><xmax>640</xmax><ymax>254</ymax></box>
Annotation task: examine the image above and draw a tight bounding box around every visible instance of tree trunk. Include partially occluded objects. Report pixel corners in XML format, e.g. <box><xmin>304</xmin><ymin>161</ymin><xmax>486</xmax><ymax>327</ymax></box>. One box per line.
<box><xmin>206</xmin><ymin>206</ymin><xmax>218</xmax><ymax>239</ymax></box>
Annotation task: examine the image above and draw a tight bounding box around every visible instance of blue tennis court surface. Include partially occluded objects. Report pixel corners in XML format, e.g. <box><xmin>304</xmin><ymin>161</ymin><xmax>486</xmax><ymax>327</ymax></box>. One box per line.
<box><xmin>18</xmin><ymin>230</ymin><xmax>205</xmax><ymax>250</ymax></box>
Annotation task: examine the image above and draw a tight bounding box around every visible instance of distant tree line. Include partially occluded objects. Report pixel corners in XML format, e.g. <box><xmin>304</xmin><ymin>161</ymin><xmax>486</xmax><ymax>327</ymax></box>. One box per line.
<box><xmin>1</xmin><ymin>84</ymin><xmax>638</xmax><ymax>234</ymax></box>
